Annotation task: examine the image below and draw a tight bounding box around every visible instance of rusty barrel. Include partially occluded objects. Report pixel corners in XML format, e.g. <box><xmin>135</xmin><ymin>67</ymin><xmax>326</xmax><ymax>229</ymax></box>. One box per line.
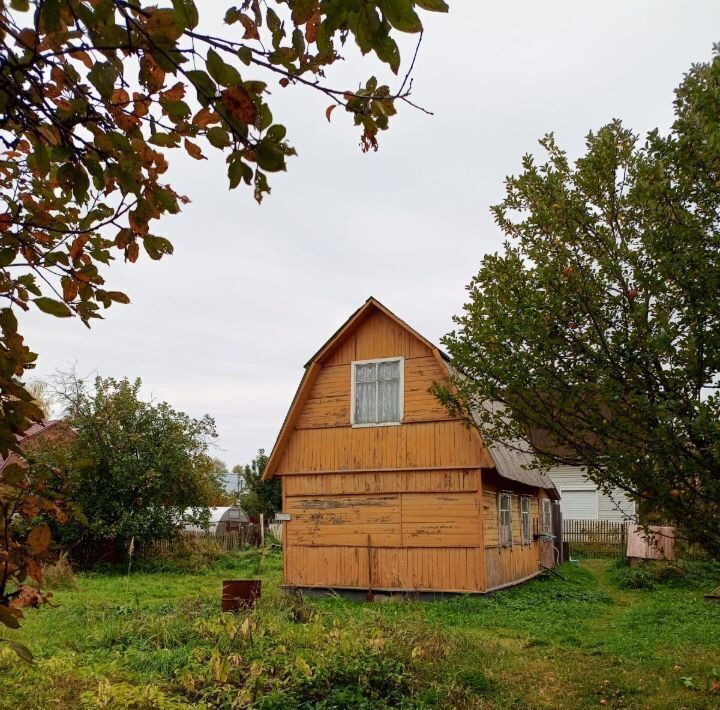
<box><xmin>222</xmin><ymin>580</ymin><xmax>261</xmax><ymax>612</ymax></box>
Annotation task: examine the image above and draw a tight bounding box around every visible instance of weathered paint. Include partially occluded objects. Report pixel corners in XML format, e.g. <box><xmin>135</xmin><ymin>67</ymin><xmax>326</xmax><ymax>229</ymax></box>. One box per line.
<box><xmin>267</xmin><ymin>299</ymin><xmax>552</xmax><ymax>593</ymax></box>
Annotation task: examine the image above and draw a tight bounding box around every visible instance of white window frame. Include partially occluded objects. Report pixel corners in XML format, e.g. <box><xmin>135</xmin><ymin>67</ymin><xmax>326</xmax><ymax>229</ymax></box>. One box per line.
<box><xmin>542</xmin><ymin>499</ymin><xmax>553</xmax><ymax>535</ymax></box>
<box><xmin>520</xmin><ymin>496</ymin><xmax>532</xmax><ymax>545</ymax></box>
<box><xmin>498</xmin><ymin>492</ymin><xmax>513</xmax><ymax>548</ymax></box>
<box><xmin>350</xmin><ymin>357</ymin><xmax>404</xmax><ymax>427</ymax></box>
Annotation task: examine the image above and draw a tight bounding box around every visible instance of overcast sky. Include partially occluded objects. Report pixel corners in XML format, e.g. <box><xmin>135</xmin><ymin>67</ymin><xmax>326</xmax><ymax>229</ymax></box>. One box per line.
<box><xmin>23</xmin><ymin>2</ymin><xmax>720</xmax><ymax>468</ymax></box>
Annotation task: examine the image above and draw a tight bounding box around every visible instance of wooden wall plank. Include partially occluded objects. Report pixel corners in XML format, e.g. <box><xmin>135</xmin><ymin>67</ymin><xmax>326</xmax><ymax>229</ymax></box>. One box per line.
<box><xmin>284</xmin><ymin>545</ymin><xmax>482</xmax><ymax>592</ymax></box>
<box><xmin>285</xmin><ymin>494</ymin><xmax>401</xmax><ymax>547</ymax></box>
<box><xmin>284</xmin><ymin>488</ymin><xmax>484</xmax><ymax>551</ymax></box>
<box><xmin>284</xmin><ymin>469</ymin><xmax>481</xmax><ymax>497</ymax></box>
<box><xmin>484</xmin><ymin>544</ymin><xmax>540</xmax><ymax>590</ymax></box>
<box><xmin>277</xmin><ymin>421</ymin><xmax>490</xmax><ymax>473</ymax></box>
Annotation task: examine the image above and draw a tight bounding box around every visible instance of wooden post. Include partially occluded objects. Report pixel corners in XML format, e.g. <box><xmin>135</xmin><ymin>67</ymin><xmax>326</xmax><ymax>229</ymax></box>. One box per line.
<box><xmin>260</xmin><ymin>514</ymin><xmax>265</xmax><ymax>547</ymax></box>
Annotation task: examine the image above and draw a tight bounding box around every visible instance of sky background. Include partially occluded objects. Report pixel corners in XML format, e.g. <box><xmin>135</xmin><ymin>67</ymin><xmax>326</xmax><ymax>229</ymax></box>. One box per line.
<box><xmin>23</xmin><ymin>2</ymin><xmax>720</xmax><ymax>469</ymax></box>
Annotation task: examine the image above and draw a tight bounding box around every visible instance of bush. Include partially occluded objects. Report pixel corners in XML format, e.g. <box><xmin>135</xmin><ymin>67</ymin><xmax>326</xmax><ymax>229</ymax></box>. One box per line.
<box><xmin>611</xmin><ymin>558</ymin><xmax>720</xmax><ymax>590</ymax></box>
<box><xmin>136</xmin><ymin>534</ymin><xmax>224</xmax><ymax>574</ymax></box>
<box><xmin>42</xmin><ymin>553</ymin><xmax>79</xmax><ymax>591</ymax></box>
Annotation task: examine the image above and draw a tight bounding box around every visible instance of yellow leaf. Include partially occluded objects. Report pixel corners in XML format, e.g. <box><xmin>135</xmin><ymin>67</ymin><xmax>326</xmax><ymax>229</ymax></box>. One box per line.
<box><xmin>27</xmin><ymin>524</ymin><xmax>51</xmax><ymax>555</ymax></box>
<box><xmin>295</xmin><ymin>656</ymin><xmax>312</xmax><ymax>678</ymax></box>
<box><xmin>184</xmin><ymin>139</ymin><xmax>206</xmax><ymax>161</ymax></box>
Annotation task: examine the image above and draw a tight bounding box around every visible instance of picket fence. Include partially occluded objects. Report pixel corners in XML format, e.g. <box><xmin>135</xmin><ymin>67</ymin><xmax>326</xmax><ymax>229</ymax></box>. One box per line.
<box><xmin>562</xmin><ymin>519</ymin><xmax>628</xmax><ymax>558</ymax></box>
<box><xmin>562</xmin><ymin>519</ymin><xmax>705</xmax><ymax>560</ymax></box>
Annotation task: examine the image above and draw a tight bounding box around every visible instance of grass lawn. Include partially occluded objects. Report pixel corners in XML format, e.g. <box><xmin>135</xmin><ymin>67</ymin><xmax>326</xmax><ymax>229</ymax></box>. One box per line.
<box><xmin>1</xmin><ymin>550</ymin><xmax>719</xmax><ymax>709</ymax></box>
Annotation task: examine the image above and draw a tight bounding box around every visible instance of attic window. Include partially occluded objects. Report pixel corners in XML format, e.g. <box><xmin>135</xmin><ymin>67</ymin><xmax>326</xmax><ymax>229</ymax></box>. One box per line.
<box><xmin>351</xmin><ymin>357</ymin><xmax>404</xmax><ymax>426</ymax></box>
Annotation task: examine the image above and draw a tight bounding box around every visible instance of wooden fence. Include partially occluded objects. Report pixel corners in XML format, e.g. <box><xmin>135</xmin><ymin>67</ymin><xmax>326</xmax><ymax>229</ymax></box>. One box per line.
<box><xmin>131</xmin><ymin>526</ymin><xmax>261</xmax><ymax>563</ymax></box>
<box><xmin>563</xmin><ymin>519</ymin><xmax>629</xmax><ymax>558</ymax></box>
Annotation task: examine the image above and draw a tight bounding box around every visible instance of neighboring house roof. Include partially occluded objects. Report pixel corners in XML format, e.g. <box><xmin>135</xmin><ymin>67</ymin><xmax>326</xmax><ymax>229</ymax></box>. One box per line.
<box><xmin>263</xmin><ymin>297</ymin><xmax>560</xmax><ymax>499</ymax></box>
<box><xmin>0</xmin><ymin>419</ymin><xmax>65</xmax><ymax>469</ymax></box>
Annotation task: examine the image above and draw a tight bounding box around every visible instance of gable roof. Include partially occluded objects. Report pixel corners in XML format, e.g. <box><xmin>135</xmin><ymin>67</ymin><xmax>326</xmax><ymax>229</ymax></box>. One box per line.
<box><xmin>304</xmin><ymin>296</ymin><xmax>450</xmax><ymax>367</ymax></box>
<box><xmin>263</xmin><ymin>297</ymin><xmax>443</xmax><ymax>481</ymax></box>
<box><xmin>262</xmin><ymin>298</ymin><xmax>558</xmax><ymax>498</ymax></box>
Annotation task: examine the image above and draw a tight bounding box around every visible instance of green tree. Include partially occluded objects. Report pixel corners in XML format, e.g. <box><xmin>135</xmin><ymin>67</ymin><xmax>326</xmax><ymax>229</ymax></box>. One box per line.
<box><xmin>0</xmin><ymin>435</ymin><xmax>79</xmax><ymax>663</ymax></box>
<box><xmin>234</xmin><ymin>449</ymin><xmax>280</xmax><ymax>518</ymax></box>
<box><xmin>439</xmin><ymin>48</ymin><xmax>720</xmax><ymax>560</ymax></box>
<box><xmin>55</xmin><ymin>374</ymin><xmax>222</xmax><ymax>545</ymax></box>
<box><xmin>0</xmin><ymin>0</ymin><xmax>447</xmax><ymax>489</ymax></box>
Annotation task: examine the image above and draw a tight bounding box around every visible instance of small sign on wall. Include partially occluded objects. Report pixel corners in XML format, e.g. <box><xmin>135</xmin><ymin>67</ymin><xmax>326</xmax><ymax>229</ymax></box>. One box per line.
<box><xmin>275</xmin><ymin>513</ymin><xmax>292</xmax><ymax>522</ymax></box>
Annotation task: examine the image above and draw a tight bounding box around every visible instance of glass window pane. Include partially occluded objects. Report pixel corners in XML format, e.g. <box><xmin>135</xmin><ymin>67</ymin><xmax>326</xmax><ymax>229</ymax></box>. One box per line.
<box><xmin>355</xmin><ymin>363</ymin><xmax>376</xmax><ymax>383</ymax></box>
<box><xmin>377</xmin><ymin>378</ymin><xmax>399</xmax><ymax>422</ymax></box>
<box><xmin>354</xmin><ymin>381</ymin><xmax>375</xmax><ymax>424</ymax></box>
<box><xmin>377</xmin><ymin>360</ymin><xmax>399</xmax><ymax>380</ymax></box>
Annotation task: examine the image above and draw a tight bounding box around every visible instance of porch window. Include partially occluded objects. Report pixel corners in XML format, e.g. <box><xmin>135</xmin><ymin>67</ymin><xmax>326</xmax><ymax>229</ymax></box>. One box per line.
<box><xmin>521</xmin><ymin>496</ymin><xmax>532</xmax><ymax>544</ymax></box>
<box><xmin>542</xmin><ymin>499</ymin><xmax>552</xmax><ymax>535</ymax></box>
<box><xmin>351</xmin><ymin>358</ymin><xmax>403</xmax><ymax>426</ymax></box>
<box><xmin>499</xmin><ymin>492</ymin><xmax>513</xmax><ymax>547</ymax></box>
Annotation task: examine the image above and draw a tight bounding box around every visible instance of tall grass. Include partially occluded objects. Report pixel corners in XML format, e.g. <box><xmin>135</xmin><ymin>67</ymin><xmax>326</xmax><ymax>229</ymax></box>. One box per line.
<box><xmin>2</xmin><ymin>551</ymin><xmax>719</xmax><ymax>709</ymax></box>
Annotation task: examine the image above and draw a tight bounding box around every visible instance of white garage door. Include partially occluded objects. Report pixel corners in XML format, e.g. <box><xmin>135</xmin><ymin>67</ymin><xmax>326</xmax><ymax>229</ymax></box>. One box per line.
<box><xmin>560</xmin><ymin>490</ymin><xmax>598</xmax><ymax>520</ymax></box>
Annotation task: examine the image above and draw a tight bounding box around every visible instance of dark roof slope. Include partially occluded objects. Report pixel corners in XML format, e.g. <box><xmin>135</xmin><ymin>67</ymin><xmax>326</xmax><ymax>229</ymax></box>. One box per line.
<box><xmin>449</xmin><ymin>365</ymin><xmax>559</xmax><ymax>498</ymax></box>
<box><xmin>486</xmin><ymin>440</ymin><xmax>560</xmax><ymax>499</ymax></box>
<box><xmin>0</xmin><ymin>419</ymin><xmax>64</xmax><ymax>468</ymax></box>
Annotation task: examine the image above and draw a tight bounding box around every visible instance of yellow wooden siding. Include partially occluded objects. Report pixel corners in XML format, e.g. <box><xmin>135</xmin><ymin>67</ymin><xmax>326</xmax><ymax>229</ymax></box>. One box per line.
<box><xmin>276</xmin><ymin>421</ymin><xmax>491</xmax><ymax>474</ymax></box>
<box><xmin>284</xmin><ymin>489</ymin><xmax>481</xmax><ymax>549</ymax></box>
<box><xmin>285</xmin><ymin>494</ymin><xmax>401</xmax><ymax>547</ymax></box>
<box><xmin>323</xmin><ymin>309</ymin><xmax>429</xmax><ymax>367</ymax></box>
<box><xmin>295</xmin><ymin>355</ymin><xmax>452</xmax><ymax>430</ymax></box>
<box><xmin>483</xmin><ymin>490</ymin><xmax>499</xmax><ymax>547</ymax></box>
<box><xmin>512</xmin><ymin>495</ymin><xmax>522</xmax><ymax>542</ymax></box>
<box><xmin>402</xmin><ymin>493</ymin><xmax>481</xmax><ymax>547</ymax></box>
<box><xmin>485</xmin><ymin>544</ymin><xmax>540</xmax><ymax>590</ymax></box>
<box><xmin>285</xmin><ymin>545</ymin><xmax>483</xmax><ymax>592</ymax></box>
<box><xmin>284</xmin><ymin>469</ymin><xmax>481</xmax><ymax>497</ymax></box>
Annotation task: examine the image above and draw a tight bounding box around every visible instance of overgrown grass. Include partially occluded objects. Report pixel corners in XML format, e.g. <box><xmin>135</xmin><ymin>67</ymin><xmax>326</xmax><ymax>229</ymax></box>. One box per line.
<box><xmin>1</xmin><ymin>549</ymin><xmax>719</xmax><ymax>709</ymax></box>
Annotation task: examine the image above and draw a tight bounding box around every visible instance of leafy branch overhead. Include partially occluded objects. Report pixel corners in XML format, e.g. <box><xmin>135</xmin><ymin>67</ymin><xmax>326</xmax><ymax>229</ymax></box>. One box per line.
<box><xmin>0</xmin><ymin>0</ymin><xmax>446</xmax><ymax>466</ymax></box>
<box><xmin>0</xmin><ymin>0</ymin><xmax>446</xmax><ymax>326</ymax></box>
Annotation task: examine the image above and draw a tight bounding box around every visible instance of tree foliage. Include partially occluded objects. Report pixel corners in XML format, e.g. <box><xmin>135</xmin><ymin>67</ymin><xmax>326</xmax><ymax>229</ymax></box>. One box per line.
<box><xmin>0</xmin><ymin>0</ymin><xmax>447</xmax><ymax>481</ymax></box>
<box><xmin>439</xmin><ymin>48</ymin><xmax>720</xmax><ymax>559</ymax></box>
<box><xmin>0</xmin><ymin>421</ymin><xmax>81</xmax><ymax>659</ymax></box>
<box><xmin>54</xmin><ymin>374</ymin><xmax>223</xmax><ymax>544</ymax></box>
<box><xmin>234</xmin><ymin>448</ymin><xmax>280</xmax><ymax>518</ymax></box>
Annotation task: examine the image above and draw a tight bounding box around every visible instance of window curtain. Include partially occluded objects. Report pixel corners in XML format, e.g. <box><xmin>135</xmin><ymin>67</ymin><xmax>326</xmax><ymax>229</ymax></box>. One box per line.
<box><xmin>354</xmin><ymin>363</ymin><xmax>376</xmax><ymax>424</ymax></box>
<box><xmin>500</xmin><ymin>494</ymin><xmax>512</xmax><ymax>546</ymax></box>
<box><xmin>377</xmin><ymin>360</ymin><xmax>400</xmax><ymax>423</ymax></box>
<box><xmin>521</xmin><ymin>498</ymin><xmax>531</xmax><ymax>542</ymax></box>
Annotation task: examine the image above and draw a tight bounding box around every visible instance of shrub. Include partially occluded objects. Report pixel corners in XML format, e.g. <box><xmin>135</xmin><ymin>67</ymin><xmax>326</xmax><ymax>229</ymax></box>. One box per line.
<box><xmin>611</xmin><ymin>558</ymin><xmax>720</xmax><ymax>590</ymax></box>
<box><xmin>42</xmin><ymin>553</ymin><xmax>79</xmax><ymax>591</ymax></box>
<box><xmin>136</xmin><ymin>534</ymin><xmax>224</xmax><ymax>574</ymax></box>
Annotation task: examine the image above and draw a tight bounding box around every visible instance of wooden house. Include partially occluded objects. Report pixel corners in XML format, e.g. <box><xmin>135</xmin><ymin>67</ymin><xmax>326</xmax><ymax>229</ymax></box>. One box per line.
<box><xmin>263</xmin><ymin>298</ymin><xmax>560</xmax><ymax>594</ymax></box>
